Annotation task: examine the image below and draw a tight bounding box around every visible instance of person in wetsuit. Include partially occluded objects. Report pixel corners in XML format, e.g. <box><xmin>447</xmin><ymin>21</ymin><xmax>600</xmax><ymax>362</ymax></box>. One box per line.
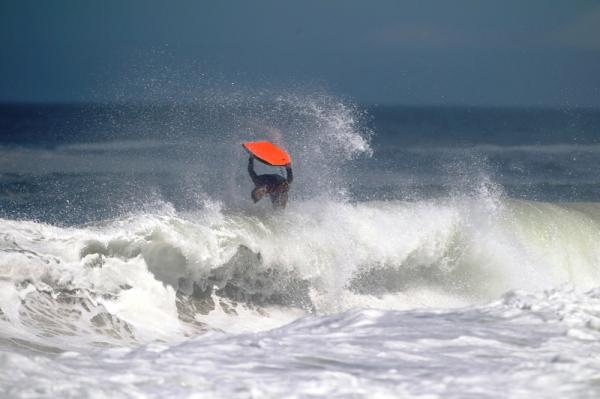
<box><xmin>247</xmin><ymin>156</ymin><xmax>293</xmax><ymax>209</ymax></box>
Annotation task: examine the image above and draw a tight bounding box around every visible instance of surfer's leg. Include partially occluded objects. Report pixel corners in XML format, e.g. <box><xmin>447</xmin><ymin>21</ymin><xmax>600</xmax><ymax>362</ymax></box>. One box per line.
<box><xmin>279</xmin><ymin>191</ymin><xmax>288</xmax><ymax>208</ymax></box>
<box><xmin>270</xmin><ymin>191</ymin><xmax>288</xmax><ymax>209</ymax></box>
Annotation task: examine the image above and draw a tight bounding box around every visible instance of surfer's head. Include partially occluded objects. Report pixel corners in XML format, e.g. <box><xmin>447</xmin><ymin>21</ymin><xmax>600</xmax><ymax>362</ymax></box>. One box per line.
<box><xmin>251</xmin><ymin>186</ymin><xmax>267</xmax><ymax>202</ymax></box>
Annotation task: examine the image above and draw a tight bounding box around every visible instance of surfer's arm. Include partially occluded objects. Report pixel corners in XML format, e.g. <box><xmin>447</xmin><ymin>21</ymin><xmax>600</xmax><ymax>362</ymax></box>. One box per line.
<box><xmin>248</xmin><ymin>157</ymin><xmax>260</xmax><ymax>184</ymax></box>
<box><xmin>285</xmin><ymin>164</ymin><xmax>293</xmax><ymax>184</ymax></box>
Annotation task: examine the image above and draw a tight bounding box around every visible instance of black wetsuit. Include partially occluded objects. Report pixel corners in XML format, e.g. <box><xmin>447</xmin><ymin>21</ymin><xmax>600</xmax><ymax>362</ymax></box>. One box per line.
<box><xmin>248</xmin><ymin>157</ymin><xmax>293</xmax><ymax>209</ymax></box>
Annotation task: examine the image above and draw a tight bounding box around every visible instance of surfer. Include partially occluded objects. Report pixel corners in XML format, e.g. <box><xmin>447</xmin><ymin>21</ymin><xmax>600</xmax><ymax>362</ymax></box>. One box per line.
<box><xmin>248</xmin><ymin>156</ymin><xmax>293</xmax><ymax>209</ymax></box>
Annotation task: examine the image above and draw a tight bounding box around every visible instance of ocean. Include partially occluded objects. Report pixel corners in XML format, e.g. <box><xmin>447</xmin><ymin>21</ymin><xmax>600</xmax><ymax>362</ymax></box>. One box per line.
<box><xmin>1</xmin><ymin>94</ymin><xmax>600</xmax><ymax>398</ymax></box>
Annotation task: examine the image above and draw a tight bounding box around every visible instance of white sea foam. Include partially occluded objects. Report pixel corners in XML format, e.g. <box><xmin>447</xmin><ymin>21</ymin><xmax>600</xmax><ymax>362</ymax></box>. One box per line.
<box><xmin>2</xmin><ymin>286</ymin><xmax>600</xmax><ymax>398</ymax></box>
<box><xmin>2</xmin><ymin>195</ymin><xmax>600</xmax><ymax>353</ymax></box>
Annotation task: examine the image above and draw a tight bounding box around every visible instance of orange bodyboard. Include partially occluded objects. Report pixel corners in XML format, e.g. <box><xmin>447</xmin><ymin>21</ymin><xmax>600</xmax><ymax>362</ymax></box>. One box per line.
<box><xmin>242</xmin><ymin>141</ymin><xmax>291</xmax><ymax>166</ymax></box>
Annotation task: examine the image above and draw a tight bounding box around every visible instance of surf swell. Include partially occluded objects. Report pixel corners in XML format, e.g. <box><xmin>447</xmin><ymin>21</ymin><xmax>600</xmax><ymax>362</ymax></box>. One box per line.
<box><xmin>2</xmin><ymin>195</ymin><xmax>600</xmax><ymax>350</ymax></box>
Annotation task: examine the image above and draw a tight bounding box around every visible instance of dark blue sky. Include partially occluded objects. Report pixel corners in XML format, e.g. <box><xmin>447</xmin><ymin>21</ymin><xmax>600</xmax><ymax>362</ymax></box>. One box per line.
<box><xmin>1</xmin><ymin>0</ymin><xmax>599</xmax><ymax>107</ymax></box>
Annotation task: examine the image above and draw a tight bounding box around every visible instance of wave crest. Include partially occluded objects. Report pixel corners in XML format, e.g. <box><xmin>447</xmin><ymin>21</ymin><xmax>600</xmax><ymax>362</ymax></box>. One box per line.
<box><xmin>2</xmin><ymin>196</ymin><xmax>600</xmax><ymax>347</ymax></box>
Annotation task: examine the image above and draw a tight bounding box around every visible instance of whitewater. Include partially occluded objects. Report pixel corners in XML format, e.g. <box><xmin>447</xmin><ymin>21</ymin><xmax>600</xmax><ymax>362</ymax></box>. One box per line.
<box><xmin>2</xmin><ymin>94</ymin><xmax>600</xmax><ymax>398</ymax></box>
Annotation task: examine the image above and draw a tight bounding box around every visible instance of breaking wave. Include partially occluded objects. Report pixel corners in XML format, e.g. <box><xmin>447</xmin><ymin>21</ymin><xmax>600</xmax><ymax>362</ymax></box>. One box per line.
<box><xmin>2</xmin><ymin>194</ymin><xmax>600</xmax><ymax>351</ymax></box>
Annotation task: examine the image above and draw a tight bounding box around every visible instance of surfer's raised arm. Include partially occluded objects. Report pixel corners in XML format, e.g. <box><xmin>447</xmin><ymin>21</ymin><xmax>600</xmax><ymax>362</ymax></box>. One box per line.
<box><xmin>248</xmin><ymin>156</ymin><xmax>261</xmax><ymax>185</ymax></box>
